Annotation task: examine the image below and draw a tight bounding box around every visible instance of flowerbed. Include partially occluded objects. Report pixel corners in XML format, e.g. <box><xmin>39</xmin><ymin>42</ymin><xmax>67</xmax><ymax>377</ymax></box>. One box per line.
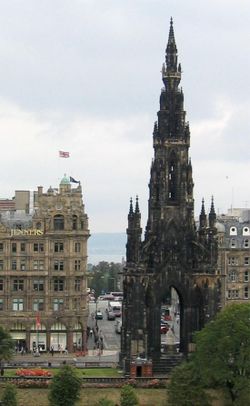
<box><xmin>16</xmin><ymin>368</ymin><xmax>52</xmax><ymax>377</ymax></box>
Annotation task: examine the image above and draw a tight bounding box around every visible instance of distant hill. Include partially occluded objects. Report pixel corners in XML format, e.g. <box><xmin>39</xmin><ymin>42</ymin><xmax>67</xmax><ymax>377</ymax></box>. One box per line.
<box><xmin>88</xmin><ymin>233</ymin><xmax>126</xmax><ymax>264</ymax></box>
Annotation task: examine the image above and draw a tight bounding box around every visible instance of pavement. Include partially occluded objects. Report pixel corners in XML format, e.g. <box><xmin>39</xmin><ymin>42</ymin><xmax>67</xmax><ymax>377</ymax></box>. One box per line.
<box><xmin>10</xmin><ymin>350</ymin><xmax>119</xmax><ymax>365</ymax></box>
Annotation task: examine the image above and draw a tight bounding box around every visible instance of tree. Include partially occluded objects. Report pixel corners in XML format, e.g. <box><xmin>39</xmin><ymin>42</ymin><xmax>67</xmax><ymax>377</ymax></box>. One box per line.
<box><xmin>193</xmin><ymin>303</ymin><xmax>250</xmax><ymax>404</ymax></box>
<box><xmin>0</xmin><ymin>326</ymin><xmax>14</xmax><ymax>362</ymax></box>
<box><xmin>1</xmin><ymin>384</ymin><xmax>17</xmax><ymax>406</ymax></box>
<box><xmin>120</xmin><ymin>384</ymin><xmax>139</xmax><ymax>406</ymax></box>
<box><xmin>48</xmin><ymin>365</ymin><xmax>81</xmax><ymax>406</ymax></box>
<box><xmin>167</xmin><ymin>361</ymin><xmax>212</xmax><ymax>406</ymax></box>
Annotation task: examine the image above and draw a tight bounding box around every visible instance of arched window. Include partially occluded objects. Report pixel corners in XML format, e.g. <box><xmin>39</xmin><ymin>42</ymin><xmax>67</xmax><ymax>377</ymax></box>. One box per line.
<box><xmin>72</xmin><ymin>215</ymin><xmax>78</xmax><ymax>230</ymax></box>
<box><xmin>168</xmin><ymin>153</ymin><xmax>178</xmax><ymax>202</ymax></box>
<box><xmin>243</xmin><ymin>227</ymin><xmax>250</xmax><ymax>236</ymax></box>
<box><xmin>230</xmin><ymin>226</ymin><xmax>237</xmax><ymax>236</ymax></box>
<box><xmin>244</xmin><ymin>239</ymin><xmax>249</xmax><ymax>248</ymax></box>
<box><xmin>54</xmin><ymin>215</ymin><xmax>64</xmax><ymax>230</ymax></box>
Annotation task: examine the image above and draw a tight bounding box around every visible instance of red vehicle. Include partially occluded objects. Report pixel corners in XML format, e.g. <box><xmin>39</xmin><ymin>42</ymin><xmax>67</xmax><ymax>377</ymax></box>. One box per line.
<box><xmin>160</xmin><ymin>324</ymin><xmax>169</xmax><ymax>334</ymax></box>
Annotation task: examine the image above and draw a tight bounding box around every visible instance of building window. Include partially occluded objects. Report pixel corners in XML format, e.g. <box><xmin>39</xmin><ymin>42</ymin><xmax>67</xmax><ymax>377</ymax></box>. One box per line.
<box><xmin>33</xmin><ymin>298</ymin><xmax>44</xmax><ymax>311</ymax></box>
<box><xmin>13</xmin><ymin>279</ymin><xmax>24</xmax><ymax>291</ymax></box>
<box><xmin>244</xmin><ymin>239</ymin><xmax>249</xmax><ymax>248</ymax></box>
<box><xmin>228</xmin><ymin>290</ymin><xmax>239</xmax><ymax>299</ymax></box>
<box><xmin>0</xmin><ymin>243</ymin><xmax>4</xmax><ymax>252</ymax></box>
<box><xmin>20</xmin><ymin>259</ymin><xmax>26</xmax><ymax>271</ymax></box>
<box><xmin>244</xmin><ymin>287</ymin><xmax>249</xmax><ymax>299</ymax></box>
<box><xmin>75</xmin><ymin>242</ymin><xmax>81</xmax><ymax>253</ymax></box>
<box><xmin>74</xmin><ymin>260</ymin><xmax>81</xmax><ymax>271</ymax></box>
<box><xmin>244</xmin><ymin>257</ymin><xmax>249</xmax><ymax>265</ymax></box>
<box><xmin>54</xmin><ymin>260</ymin><xmax>64</xmax><ymax>271</ymax></box>
<box><xmin>0</xmin><ymin>299</ymin><xmax>3</xmax><ymax>310</ymax></box>
<box><xmin>12</xmin><ymin>298</ymin><xmax>23</xmax><ymax>311</ymax></box>
<box><xmin>72</xmin><ymin>215</ymin><xmax>78</xmax><ymax>230</ymax></box>
<box><xmin>54</xmin><ymin>279</ymin><xmax>64</xmax><ymax>291</ymax></box>
<box><xmin>20</xmin><ymin>243</ymin><xmax>26</xmax><ymax>252</ymax></box>
<box><xmin>33</xmin><ymin>260</ymin><xmax>44</xmax><ymax>270</ymax></box>
<box><xmin>228</xmin><ymin>271</ymin><xmax>237</xmax><ymax>282</ymax></box>
<box><xmin>0</xmin><ymin>260</ymin><xmax>4</xmax><ymax>271</ymax></box>
<box><xmin>243</xmin><ymin>227</ymin><xmax>250</xmax><ymax>236</ymax></box>
<box><xmin>0</xmin><ymin>279</ymin><xmax>3</xmax><ymax>291</ymax></box>
<box><xmin>230</xmin><ymin>227</ymin><xmax>237</xmax><ymax>236</ymax></box>
<box><xmin>73</xmin><ymin>298</ymin><xmax>80</xmax><ymax>310</ymax></box>
<box><xmin>12</xmin><ymin>243</ymin><xmax>17</xmax><ymax>253</ymax></box>
<box><xmin>244</xmin><ymin>271</ymin><xmax>249</xmax><ymax>282</ymax></box>
<box><xmin>34</xmin><ymin>243</ymin><xmax>44</xmax><ymax>252</ymax></box>
<box><xmin>54</xmin><ymin>242</ymin><xmax>64</xmax><ymax>252</ymax></box>
<box><xmin>230</xmin><ymin>239</ymin><xmax>236</xmax><ymax>248</ymax></box>
<box><xmin>228</xmin><ymin>257</ymin><xmax>238</xmax><ymax>265</ymax></box>
<box><xmin>33</xmin><ymin>279</ymin><xmax>44</xmax><ymax>291</ymax></box>
<box><xmin>54</xmin><ymin>215</ymin><xmax>64</xmax><ymax>231</ymax></box>
<box><xmin>53</xmin><ymin>298</ymin><xmax>64</xmax><ymax>311</ymax></box>
<box><xmin>11</xmin><ymin>260</ymin><xmax>17</xmax><ymax>271</ymax></box>
<box><xmin>75</xmin><ymin>279</ymin><xmax>81</xmax><ymax>291</ymax></box>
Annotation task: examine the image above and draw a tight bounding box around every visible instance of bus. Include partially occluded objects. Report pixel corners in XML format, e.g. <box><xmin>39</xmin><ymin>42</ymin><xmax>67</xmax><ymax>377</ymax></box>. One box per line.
<box><xmin>108</xmin><ymin>301</ymin><xmax>122</xmax><ymax>317</ymax></box>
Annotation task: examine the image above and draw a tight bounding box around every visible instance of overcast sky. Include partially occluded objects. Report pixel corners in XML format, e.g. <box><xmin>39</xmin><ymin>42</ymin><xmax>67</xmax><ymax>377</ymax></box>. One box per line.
<box><xmin>0</xmin><ymin>1</ymin><xmax>250</xmax><ymax>233</ymax></box>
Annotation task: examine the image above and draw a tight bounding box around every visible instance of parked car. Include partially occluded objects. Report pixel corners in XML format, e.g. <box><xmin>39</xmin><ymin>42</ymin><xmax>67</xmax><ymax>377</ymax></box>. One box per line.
<box><xmin>95</xmin><ymin>310</ymin><xmax>103</xmax><ymax>320</ymax></box>
<box><xmin>107</xmin><ymin>311</ymin><xmax>116</xmax><ymax>320</ymax></box>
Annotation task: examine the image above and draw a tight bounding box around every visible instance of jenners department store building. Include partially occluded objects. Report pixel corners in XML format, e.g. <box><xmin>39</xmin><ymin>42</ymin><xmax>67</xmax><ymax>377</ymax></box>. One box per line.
<box><xmin>0</xmin><ymin>176</ymin><xmax>89</xmax><ymax>352</ymax></box>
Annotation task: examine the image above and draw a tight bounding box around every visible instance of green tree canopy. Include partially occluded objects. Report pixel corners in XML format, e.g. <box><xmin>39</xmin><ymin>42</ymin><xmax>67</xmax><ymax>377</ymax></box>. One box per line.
<box><xmin>48</xmin><ymin>365</ymin><xmax>81</xmax><ymax>406</ymax></box>
<box><xmin>193</xmin><ymin>303</ymin><xmax>250</xmax><ymax>403</ymax></box>
<box><xmin>0</xmin><ymin>326</ymin><xmax>14</xmax><ymax>362</ymax></box>
<box><xmin>167</xmin><ymin>361</ymin><xmax>212</xmax><ymax>406</ymax></box>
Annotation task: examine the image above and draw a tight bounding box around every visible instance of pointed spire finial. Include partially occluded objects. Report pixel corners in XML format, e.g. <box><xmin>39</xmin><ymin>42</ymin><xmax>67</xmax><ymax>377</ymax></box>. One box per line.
<box><xmin>129</xmin><ymin>198</ymin><xmax>133</xmax><ymax>215</ymax></box>
<box><xmin>201</xmin><ymin>198</ymin><xmax>205</xmax><ymax>215</ymax></box>
<box><xmin>165</xmin><ymin>17</ymin><xmax>178</xmax><ymax>72</ymax></box>
<box><xmin>135</xmin><ymin>195</ymin><xmax>140</xmax><ymax>214</ymax></box>
<box><xmin>210</xmin><ymin>195</ymin><xmax>215</xmax><ymax>215</ymax></box>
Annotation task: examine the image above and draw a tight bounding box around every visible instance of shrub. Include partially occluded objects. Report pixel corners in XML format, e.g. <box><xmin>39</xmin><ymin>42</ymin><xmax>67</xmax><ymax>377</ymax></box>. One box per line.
<box><xmin>120</xmin><ymin>384</ymin><xmax>139</xmax><ymax>406</ymax></box>
<box><xmin>1</xmin><ymin>384</ymin><xmax>17</xmax><ymax>406</ymax></box>
<box><xmin>48</xmin><ymin>365</ymin><xmax>81</xmax><ymax>406</ymax></box>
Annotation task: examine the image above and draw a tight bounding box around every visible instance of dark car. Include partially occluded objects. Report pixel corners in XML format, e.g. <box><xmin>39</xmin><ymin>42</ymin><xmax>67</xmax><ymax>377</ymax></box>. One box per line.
<box><xmin>95</xmin><ymin>310</ymin><xmax>103</xmax><ymax>320</ymax></box>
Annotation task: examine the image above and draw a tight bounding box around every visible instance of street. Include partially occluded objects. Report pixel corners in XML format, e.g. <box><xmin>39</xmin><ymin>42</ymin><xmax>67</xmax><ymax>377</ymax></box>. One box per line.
<box><xmin>88</xmin><ymin>300</ymin><xmax>121</xmax><ymax>351</ymax></box>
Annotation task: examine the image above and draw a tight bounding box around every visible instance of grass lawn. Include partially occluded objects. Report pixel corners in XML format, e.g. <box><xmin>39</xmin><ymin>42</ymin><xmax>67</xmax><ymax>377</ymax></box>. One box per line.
<box><xmin>0</xmin><ymin>387</ymin><xmax>167</xmax><ymax>406</ymax></box>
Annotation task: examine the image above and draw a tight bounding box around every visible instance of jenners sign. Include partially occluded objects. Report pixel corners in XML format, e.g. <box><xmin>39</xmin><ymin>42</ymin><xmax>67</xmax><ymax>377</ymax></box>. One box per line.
<box><xmin>11</xmin><ymin>229</ymin><xmax>44</xmax><ymax>237</ymax></box>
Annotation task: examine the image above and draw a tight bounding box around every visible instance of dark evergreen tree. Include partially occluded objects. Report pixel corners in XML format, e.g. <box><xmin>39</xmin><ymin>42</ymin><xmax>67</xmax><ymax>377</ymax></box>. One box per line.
<box><xmin>0</xmin><ymin>326</ymin><xmax>14</xmax><ymax>362</ymax></box>
<box><xmin>48</xmin><ymin>365</ymin><xmax>81</xmax><ymax>406</ymax></box>
<box><xmin>120</xmin><ymin>384</ymin><xmax>139</xmax><ymax>406</ymax></box>
<box><xmin>1</xmin><ymin>384</ymin><xmax>17</xmax><ymax>406</ymax></box>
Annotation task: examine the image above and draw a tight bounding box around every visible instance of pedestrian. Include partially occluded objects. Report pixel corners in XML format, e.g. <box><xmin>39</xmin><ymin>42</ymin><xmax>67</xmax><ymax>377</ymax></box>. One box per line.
<box><xmin>90</xmin><ymin>329</ymin><xmax>93</xmax><ymax>337</ymax></box>
<box><xmin>50</xmin><ymin>346</ymin><xmax>54</xmax><ymax>356</ymax></box>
